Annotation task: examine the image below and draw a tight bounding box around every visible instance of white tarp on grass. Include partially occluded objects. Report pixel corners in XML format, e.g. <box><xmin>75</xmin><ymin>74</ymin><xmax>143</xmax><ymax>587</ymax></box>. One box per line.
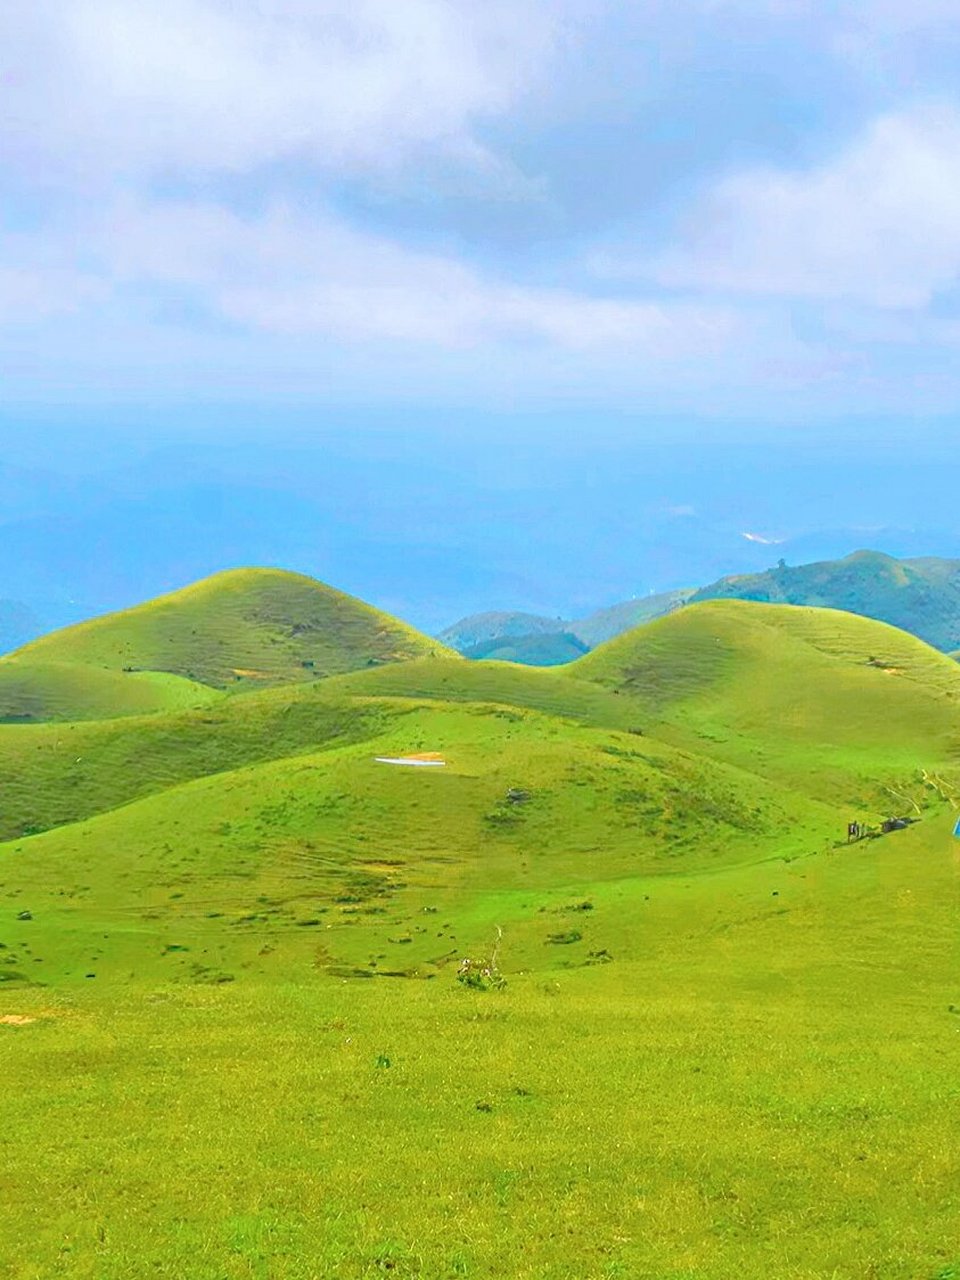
<box><xmin>375</xmin><ymin>756</ymin><xmax>446</xmax><ymax>767</ymax></box>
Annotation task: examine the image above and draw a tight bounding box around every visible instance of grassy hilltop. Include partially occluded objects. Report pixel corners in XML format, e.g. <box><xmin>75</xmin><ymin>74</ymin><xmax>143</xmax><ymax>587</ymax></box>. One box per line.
<box><xmin>1</xmin><ymin>568</ymin><xmax>449</xmax><ymax>719</ymax></box>
<box><xmin>693</xmin><ymin>549</ymin><xmax>960</xmax><ymax>652</ymax></box>
<box><xmin>2</xmin><ymin>583</ymin><xmax>960</xmax><ymax>1278</ymax></box>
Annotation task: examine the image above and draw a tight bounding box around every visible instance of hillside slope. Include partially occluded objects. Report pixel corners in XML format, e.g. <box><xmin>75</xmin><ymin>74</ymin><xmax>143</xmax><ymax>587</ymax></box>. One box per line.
<box><xmin>3</xmin><ymin>595</ymin><xmax>960</xmax><ymax>1279</ymax></box>
<box><xmin>0</xmin><ymin>697</ymin><xmax>842</xmax><ymax>984</ymax></box>
<box><xmin>569</xmin><ymin>588</ymin><xmax>693</xmax><ymax>647</ymax></box>
<box><xmin>692</xmin><ymin>549</ymin><xmax>960</xmax><ymax>651</ymax></box>
<box><xmin>12</xmin><ymin>568</ymin><xmax>451</xmax><ymax>691</ymax></box>
<box><xmin>0</xmin><ymin>659</ymin><xmax>220</xmax><ymax>724</ymax></box>
<box><xmin>572</xmin><ymin>599</ymin><xmax>960</xmax><ymax>803</ymax></box>
<box><xmin>5</xmin><ymin>598</ymin><xmax>956</xmax><ymax>840</ymax></box>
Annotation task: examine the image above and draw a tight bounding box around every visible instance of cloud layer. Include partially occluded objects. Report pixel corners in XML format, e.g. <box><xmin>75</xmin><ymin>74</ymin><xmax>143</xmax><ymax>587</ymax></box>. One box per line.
<box><xmin>2</xmin><ymin>0</ymin><xmax>564</xmax><ymax>180</ymax></box>
<box><xmin>648</xmin><ymin>107</ymin><xmax>960</xmax><ymax>309</ymax></box>
<box><xmin>3</xmin><ymin>1</ymin><xmax>960</xmax><ymax>413</ymax></box>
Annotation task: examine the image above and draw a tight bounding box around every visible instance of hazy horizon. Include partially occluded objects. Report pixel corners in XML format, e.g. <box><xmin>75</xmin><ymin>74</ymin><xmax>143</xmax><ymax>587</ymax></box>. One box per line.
<box><xmin>4</xmin><ymin>3</ymin><xmax>960</xmax><ymax>639</ymax></box>
<box><xmin>1</xmin><ymin>413</ymin><xmax>958</xmax><ymax>642</ymax></box>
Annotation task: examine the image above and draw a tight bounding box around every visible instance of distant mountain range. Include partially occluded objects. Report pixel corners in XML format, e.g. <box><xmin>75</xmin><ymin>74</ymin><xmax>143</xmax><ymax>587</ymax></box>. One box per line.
<box><xmin>440</xmin><ymin>551</ymin><xmax>960</xmax><ymax>663</ymax></box>
<box><xmin>0</xmin><ymin>600</ymin><xmax>43</xmax><ymax>653</ymax></box>
<box><xmin>438</xmin><ymin>590</ymin><xmax>692</xmax><ymax>665</ymax></box>
<box><xmin>0</xmin><ymin>599</ymin><xmax>79</xmax><ymax>654</ymax></box>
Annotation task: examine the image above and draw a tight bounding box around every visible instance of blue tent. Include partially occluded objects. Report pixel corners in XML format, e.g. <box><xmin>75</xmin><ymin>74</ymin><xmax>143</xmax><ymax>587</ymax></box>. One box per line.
<box><xmin>954</xmin><ymin>816</ymin><xmax>960</xmax><ymax>838</ymax></box>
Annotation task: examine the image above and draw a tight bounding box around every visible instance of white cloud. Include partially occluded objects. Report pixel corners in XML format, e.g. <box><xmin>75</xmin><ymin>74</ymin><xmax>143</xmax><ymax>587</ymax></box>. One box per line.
<box><xmin>835</xmin><ymin>0</ymin><xmax>960</xmax><ymax>40</ymax></box>
<box><xmin>79</xmin><ymin>198</ymin><xmax>734</xmax><ymax>353</ymax></box>
<box><xmin>645</xmin><ymin>107</ymin><xmax>960</xmax><ymax>308</ymax></box>
<box><xmin>0</xmin><ymin>0</ymin><xmax>568</xmax><ymax>182</ymax></box>
<box><xmin>6</xmin><ymin>0</ymin><xmax>960</xmax><ymax>415</ymax></box>
<box><xmin>0</xmin><ymin>225</ymin><xmax>108</xmax><ymax>322</ymax></box>
<box><xmin>741</xmin><ymin>531</ymin><xmax>784</xmax><ymax>545</ymax></box>
<box><xmin>695</xmin><ymin>0</ymin><xmax>960</xmax><ymax>36</ymax></box>
<box><xmin>0</xmin><ymin>266</ymin><xmax>106</xmax><ymax>324</ymax></box>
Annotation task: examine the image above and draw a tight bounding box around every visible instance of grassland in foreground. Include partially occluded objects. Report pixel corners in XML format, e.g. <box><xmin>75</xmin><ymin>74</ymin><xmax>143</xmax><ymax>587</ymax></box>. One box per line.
<box><xmin>1</xmin><ymin>581</ymin><xmax>959</xmax><ymax>1279</ymax></box>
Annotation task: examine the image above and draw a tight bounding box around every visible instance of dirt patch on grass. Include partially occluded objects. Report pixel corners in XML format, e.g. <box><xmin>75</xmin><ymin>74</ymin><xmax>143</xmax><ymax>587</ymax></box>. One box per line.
<box><xmin>0</xmin><ymin>1014</ymin><xmax>37</xmax><ymax>1026</ymax></box>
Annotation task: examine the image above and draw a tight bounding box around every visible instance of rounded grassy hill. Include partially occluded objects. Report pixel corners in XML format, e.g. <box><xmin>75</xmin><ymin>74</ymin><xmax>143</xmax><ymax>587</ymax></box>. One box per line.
<box><xmin>11</xmin><ymin>568</ymin><xmax>452</xmax><ymax>693</ymax></box>
<box><xmin>692</xmin><ymin>548</ymin><xmax>960</xmax><ymax>651</ymax></box>
<box><xmin>570</xmin><ymin>598</ymin><xmax>960</xmax><ymax>803</ymax></box>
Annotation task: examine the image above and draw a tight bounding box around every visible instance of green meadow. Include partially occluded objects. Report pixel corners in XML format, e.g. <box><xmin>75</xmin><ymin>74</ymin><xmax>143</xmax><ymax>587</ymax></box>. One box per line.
<box><xmin>1</xmin><ymin>571</ymin><xmax>959</xmax><ymax>1279</ymax></box>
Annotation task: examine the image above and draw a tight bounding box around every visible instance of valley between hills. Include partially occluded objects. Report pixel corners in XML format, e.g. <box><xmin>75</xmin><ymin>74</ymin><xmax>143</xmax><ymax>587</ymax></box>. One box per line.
<box><xmin>1</xmin><ymin>567</ymin><xmax>959</xmax><ymax>1279</ymax></box>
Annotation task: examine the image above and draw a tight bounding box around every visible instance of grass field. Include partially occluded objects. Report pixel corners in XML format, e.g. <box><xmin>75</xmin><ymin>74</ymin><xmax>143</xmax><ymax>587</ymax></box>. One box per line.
<box><xmin>1</xmin><ymin>587</ymin><xmax>959</xmax><ymax>1278</ymax></box>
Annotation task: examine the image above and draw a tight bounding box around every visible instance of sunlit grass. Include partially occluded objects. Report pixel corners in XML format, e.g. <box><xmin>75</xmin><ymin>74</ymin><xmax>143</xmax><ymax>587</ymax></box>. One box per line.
<box><xmin>1</xmin><ymin>598</ymin><xmax>959</xmax><ymax>1276</ymax></box>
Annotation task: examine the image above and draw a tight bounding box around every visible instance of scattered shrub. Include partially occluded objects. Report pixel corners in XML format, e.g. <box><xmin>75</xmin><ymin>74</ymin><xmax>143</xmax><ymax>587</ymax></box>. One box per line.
<box><xmin>457</xmin><ymin>927</ymin><xmax>506</xmax><ymax>991</ymax></box>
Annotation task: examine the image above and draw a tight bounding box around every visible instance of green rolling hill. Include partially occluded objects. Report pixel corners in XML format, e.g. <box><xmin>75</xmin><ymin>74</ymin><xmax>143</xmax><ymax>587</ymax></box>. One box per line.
<box><xmin>574</xmin><ymin>598</ymin><xmax>960</xmax><ymax>807</ymax></box>
<box><xmin>9</xmin><ymin>567</ymin><xmax>452</xmax><ymax>702</ymax></box>
<box><xmin>692</xmin><ymin>548</ymin><xmax>960</xmax><ymax>651</ymax></box>
<box><xmin>2</xmin><ymin>582</ymin><xmax>959</xmax><ymax>1278</ymax></box>
<box><xmin>441</xmin><ymin>550</ymin><xmax>960</xmax><ymax>665</ymax></box>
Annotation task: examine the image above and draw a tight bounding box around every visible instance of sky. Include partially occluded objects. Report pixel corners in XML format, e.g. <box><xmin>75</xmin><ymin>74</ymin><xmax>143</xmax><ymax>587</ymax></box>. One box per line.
<box><xmin>1</xmin><ymin>3</ymin><xmax>960</xmax><ymax>638</ymax></box>
<box><xmin>4</xmin><ymin>0</ymin><xmax>960</xmax><ymax>419</ymax></box>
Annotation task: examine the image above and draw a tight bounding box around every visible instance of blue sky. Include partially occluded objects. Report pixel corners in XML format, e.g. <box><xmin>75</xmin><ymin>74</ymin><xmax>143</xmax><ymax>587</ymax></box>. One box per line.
<box><xmin>5</xmin><ymin>1</ymin><xmax>960</xmax><ymax>422</ymax></box>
